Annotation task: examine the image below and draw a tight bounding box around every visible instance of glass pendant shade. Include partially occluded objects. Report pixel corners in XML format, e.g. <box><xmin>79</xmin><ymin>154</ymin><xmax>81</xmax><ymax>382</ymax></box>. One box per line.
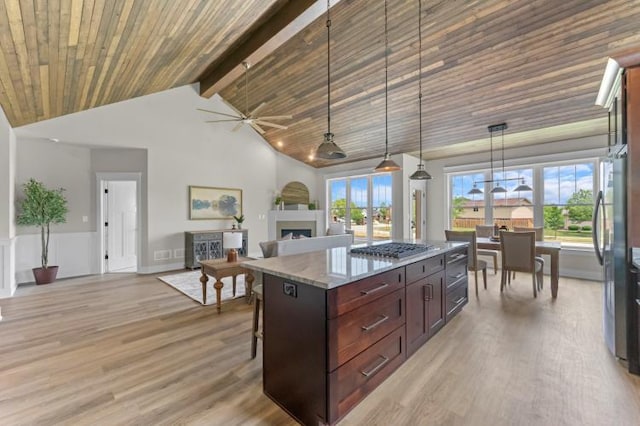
<box><xmin>374</xmin><ymin>152</ymin><xmax>401</xmax><ymax>172</ymax></box>
<box><xmin>316</xmin><ymin>132</ymin><xmax>346</xmax><ymax>159</ymax></box>
<box><xmin>468</xmin><ymin>183</ymin><xmax>483</xmax><ymax>195</ymax></box>
<box><xmin>513</xmin><ymin>178</ymin><xmax>532</xmax><ymax>192</ymax></box>
<box><xmin>409</xmin><ymin>163</ymin><xmax>432</xmax><ymax>180</ymax></box>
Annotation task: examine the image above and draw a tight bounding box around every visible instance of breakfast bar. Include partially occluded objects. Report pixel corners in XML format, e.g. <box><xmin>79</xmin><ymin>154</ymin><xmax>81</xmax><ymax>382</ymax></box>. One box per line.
<box><xmin>244</xmin><ymin>241</ymin><xmax>469</xmax><ymax>426</ymax></box>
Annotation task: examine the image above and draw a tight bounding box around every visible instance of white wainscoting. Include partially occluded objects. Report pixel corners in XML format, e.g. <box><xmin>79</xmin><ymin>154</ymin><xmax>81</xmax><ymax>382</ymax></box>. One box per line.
<box><xmin>15</xmin><ymin>232</ymin><xmax>100</xmax><ymax>284</ymax></box>
<box><xmin>0</xmin><ymin>238</ymin><xmax>16</xmax><ymax>298</ymax></box>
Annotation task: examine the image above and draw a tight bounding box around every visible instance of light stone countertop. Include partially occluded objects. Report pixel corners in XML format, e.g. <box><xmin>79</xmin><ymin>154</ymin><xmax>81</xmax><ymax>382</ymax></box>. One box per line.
<box><xmin>243</xmin><ymin>240</ymin><xmax>468</xmax><ymax>290</ymax></box>
<box><xmin>632</xmin><ymin>247</ymin><xmax>640</xmax><ymax>270</ymax></box>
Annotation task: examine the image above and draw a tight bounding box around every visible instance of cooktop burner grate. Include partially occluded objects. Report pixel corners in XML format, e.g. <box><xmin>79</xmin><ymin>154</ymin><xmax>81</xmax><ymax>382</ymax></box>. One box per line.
<box><xmin>350</xmin><ymin>242</ymin><xmax>434</xmax><ymax>259</ymax></box>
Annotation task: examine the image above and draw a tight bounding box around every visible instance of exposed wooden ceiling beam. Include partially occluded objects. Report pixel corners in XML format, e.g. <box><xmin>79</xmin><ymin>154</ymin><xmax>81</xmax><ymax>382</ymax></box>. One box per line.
<box><xmin>198</xmin><ymin>0</ymin><xmax>343</xmax><ymax>98</ymax></box>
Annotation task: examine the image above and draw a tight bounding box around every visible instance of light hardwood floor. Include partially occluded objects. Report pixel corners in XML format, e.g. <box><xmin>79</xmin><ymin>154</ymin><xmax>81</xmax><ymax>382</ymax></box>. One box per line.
<box><xmin>1</xmin><ymin>272</ymin><xmax>639</xmax><ymax>425</ymax></box>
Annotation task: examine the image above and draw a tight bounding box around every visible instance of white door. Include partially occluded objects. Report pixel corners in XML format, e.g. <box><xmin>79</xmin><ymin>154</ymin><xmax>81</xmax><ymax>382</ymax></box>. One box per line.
<box><xmin>106</xmin><ymin>181</ymin><xmax>138</xmax><ymax>272</ymax></box>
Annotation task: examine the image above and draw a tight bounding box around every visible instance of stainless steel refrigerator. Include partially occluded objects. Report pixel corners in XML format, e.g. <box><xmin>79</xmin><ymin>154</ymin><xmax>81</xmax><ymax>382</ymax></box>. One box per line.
<box><xmin>593</xmin><ymin>146</ymin><xmax>628</xmax><ymax>360</ymax></box>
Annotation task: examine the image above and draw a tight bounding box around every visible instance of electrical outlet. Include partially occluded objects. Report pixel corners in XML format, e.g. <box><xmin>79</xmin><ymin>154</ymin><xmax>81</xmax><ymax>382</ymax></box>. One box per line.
<box><xmin>283</xmin><ymin>282</ymin><xmax>297</xmax><ymax>298</ymax></box>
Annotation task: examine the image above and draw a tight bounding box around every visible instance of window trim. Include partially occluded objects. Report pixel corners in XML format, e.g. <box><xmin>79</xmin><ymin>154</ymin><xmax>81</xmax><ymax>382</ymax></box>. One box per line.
<box><xmin>446</xmin><ymin>153</ymin><xmax>601</xmax><ymax>248</ymax></box>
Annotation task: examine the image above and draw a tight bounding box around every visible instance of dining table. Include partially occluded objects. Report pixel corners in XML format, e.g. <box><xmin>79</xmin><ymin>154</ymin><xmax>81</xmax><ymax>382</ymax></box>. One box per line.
<box><xmin>476</xmin><ymin>237</ymin><xmax>562</xmax><ymax>298</ymax></box>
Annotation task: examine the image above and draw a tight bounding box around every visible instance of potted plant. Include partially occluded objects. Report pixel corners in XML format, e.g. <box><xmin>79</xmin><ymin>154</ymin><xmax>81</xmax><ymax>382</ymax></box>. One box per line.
<box><xmin>233</xmin><ymin>214</ymin><xmax>245</xmax><ymax>229</ymax></box>
<box><xmin>274</xmin><ymin>194</ymin><xmax>282</xmax><ymax>210</ymax></box>
<box><xmin>16</xmin><ymin>179</ymin><xmax>68</xmax><ymax>284</ymax></box>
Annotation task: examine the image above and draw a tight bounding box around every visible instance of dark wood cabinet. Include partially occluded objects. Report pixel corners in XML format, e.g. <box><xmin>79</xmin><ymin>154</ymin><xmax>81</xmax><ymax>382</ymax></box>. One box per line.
<box><xmin>406</xmin><ymin>259</ymin><xmax>445</xmax><ymax>357</ymax></box>
<box><xmin>262</xmin><ymin>247</ymin><xmax>468</xmax><ymax>425</ymax></box>
<box><xmin>263</xmin><ymin>268</ymin><xmax>406</xmax><ymax>426</ymax></box>
<box><xmin>184</xmin><ymin>229</ymin><xmax>248</xmax><ymax>269</ymax></box>
<box><xmin>444</xmin><ymin>246</ymin><xmax>469</xmax><ymax>322</ymax></box>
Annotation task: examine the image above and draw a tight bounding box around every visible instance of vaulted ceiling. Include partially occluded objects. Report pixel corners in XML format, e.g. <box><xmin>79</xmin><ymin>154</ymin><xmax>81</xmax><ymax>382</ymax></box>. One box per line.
<box><xmin>1</xmin><ymin>0</ymin><xmax>639</xmax><ymax>167</ymax></box>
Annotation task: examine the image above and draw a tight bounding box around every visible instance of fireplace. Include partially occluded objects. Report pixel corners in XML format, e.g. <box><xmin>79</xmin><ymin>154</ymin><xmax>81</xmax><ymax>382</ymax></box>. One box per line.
<box><xmin>281</xmin><ymin>229</ymin><xmax>313</xmax><ymax>239</ymax></box>
<box><xmin>268</xmin><ymin>210</ymin><xmax>325</xmax><ymax>241</ymax></box>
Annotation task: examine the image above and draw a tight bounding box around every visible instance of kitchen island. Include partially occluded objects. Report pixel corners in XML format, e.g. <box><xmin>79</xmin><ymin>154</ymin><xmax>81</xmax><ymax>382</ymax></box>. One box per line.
<box><xmin>243</xmin><ymin>241</ymin><xmax>469</xmax><ymax>426</ymax></box>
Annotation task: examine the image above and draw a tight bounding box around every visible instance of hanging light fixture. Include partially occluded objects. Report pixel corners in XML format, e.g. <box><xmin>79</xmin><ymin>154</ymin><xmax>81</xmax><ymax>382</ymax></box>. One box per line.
<box><xmin>409</xmin><ymin>0</ymin><xmax>432</xmax><ymax>181</ymax></box>
<box><xmin>374</xmin><ymin>0</ymin><xmax>401</xmax><ymax>173</ymax></box>
<box><xmin>468</xmin><ymin>183</ymin><xmax>483</xmax><ymax>195</ymax></box>
<box><xmin>468</xmin><ymin>122</ymin><xmax>533</xmax><ymax>195</ymax></box>
<box><xmin>316</xmin><ymin>0</ymin><xmax>346</xmax><ymax>160</ymax></box>
<box><xmin>514</xmin><ymin>177</ymin><xmax>533</xmax><ymax>192</ymax></box>
<box><xmin>489</xmin><ymin>123</ymin><xmax>507</xmax><ymax>193</ymax></box>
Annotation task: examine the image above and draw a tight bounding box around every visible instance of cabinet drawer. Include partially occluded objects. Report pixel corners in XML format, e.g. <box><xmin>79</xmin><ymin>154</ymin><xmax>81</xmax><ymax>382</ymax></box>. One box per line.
<box><xmin>446</xmin><ymin>278</ymin><xmax>468</xmax><ymax>322</ymax></box>
<box><xmin>445</xmin><ymin>260</ymin><xmax>468</xmax><ymax>289</ymax></box>
<box><xmin>328</xmin><ymin>326</ymin><xmax>405</xmax><ymax>424</ymax></box>
<box><xmin>328</xmin><ymin>268</ymin><xmax>405</xmax><ymax>318</ymax></box>
<box><xmin>446</xmin><ymin>247</ymin><xmax>468</xmax><ymax>265</ymax></box>
<box><xmin>406</xmin><ymin>255</ymin><xmax>444</xmax><ymax>285</ymax></box>
<box><xmin>328</xmin><ymin>289</ymin><xmax>405</xmax><ymax>371</ymax></box>
<box><xmin>193</xmin><ymin>233</ymin><xmax>221</xmax><ymax>242</ymax></box>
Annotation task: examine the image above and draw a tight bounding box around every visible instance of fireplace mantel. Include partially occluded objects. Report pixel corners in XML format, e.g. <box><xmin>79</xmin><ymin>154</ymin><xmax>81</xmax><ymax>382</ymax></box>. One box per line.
<box><xmin>267</xmin><ymin>210</ymin><xmax>326</xmax><ymax>240</ymax></box>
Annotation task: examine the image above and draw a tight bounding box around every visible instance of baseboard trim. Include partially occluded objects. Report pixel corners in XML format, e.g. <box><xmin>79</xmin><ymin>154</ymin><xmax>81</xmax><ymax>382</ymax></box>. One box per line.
<box><xmin>138</xmin><ymin>262</ymin><xmax>186</xmax><ymax>275</ymax></box>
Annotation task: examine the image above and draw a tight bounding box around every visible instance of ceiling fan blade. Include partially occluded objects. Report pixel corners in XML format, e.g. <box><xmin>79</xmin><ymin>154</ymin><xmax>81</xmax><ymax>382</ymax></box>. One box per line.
<box><xmin>256</xmin><ymin>115</ymin><xmax>292</xmax><ymax>120</ymax></box>
<box><xmin>248</xmin><ymin>102</ymin><xmax>267</xmax><ymax>118</ymax></box>
<box><xmin>254</xmin><ymin>120</ymin><xmax>288</xmax><ymax>130</ymax></box>
<box><xmin>232</xmin><ymin>121</ymin><xmax>244</xmax><ymax>132</ymax></box>
<box><xmin>196</xmin><ymin>108</ymin><xmax>241</xmax><ymax>119</ymax></box>
<box><xmin>250</xmin><ymin>122</ymin><xmax>266</xmax><ymax>134</ymax></box>
<box><xmin>205</xmin><ymin>119</ymin><xmax>242</xmax><ymax>123</ymax></box>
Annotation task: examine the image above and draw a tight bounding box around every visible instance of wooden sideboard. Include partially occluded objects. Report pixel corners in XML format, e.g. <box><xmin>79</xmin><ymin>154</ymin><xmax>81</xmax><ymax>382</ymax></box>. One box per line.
<box><xmin>184</xmin><ymin>229</ymin><xmax>248</xmax><ymax>269</ymax></box>
<box><xmin>262</xmin><ymin>245</ymin><xmax>468</xmax><ymax>425</ymax></box>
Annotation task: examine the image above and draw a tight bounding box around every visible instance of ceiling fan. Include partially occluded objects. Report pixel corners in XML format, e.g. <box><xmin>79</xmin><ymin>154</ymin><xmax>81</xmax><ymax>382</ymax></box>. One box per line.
<box><xmin>198</xmin><ymin>61</ymin><xmax>292</xmax><ymax>135</ymax></box>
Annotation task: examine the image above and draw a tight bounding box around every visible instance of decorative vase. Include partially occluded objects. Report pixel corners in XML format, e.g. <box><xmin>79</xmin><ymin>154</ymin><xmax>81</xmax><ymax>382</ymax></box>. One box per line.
<box><xmin>32</xmin><ymin>266</ymin><xmax>59</xmax><ymax>285</ymax></box>
<box><xmin>237</xmin><ymin>223</ymin><xmax>242</xmax><ymax>230</ymax></box>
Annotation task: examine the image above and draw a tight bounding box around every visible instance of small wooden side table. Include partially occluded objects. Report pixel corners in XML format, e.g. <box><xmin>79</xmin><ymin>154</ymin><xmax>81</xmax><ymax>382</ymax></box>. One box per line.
<box><xmin>199</xmin><ymin>257</ymin><xmax>255</xmax><ymax>313</ymax></box>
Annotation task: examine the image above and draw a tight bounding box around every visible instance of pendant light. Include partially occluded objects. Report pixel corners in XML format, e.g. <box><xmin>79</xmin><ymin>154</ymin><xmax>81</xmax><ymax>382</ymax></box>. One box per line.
<box><xmin>514</xmin><ymin>178</ymin><xmax>533</xmax><ymax>192</ymax></box>
<box><xmin>316</xmin><ymin>0</ymin><xmax>346</xmax><ymax>160</ymax></box>
<box><xmin>489</xmin><ymin>123</ymin><xmax>507</xmax><ymax>193</ymax></box>
<box><xmin>374</xmin><ymin>0</ymin><xmax>401</xmax><ymax>173</ymax></box>
<box><xmin>468</xmin><ymin>183</ymin><xmax>483</xmax><ymax>195</ymax></box>
<box><xmin>409</xmin><ymin>0</ymin><xmax>432</xmax><ymax>180</ymax></box>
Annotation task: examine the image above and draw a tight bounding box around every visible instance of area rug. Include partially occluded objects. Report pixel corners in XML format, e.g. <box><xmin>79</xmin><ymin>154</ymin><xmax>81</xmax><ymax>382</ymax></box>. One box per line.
<box><xmin>158</xmin><ymin>270</ymin><xmax>246</xmax><ymax>305</ymax></box>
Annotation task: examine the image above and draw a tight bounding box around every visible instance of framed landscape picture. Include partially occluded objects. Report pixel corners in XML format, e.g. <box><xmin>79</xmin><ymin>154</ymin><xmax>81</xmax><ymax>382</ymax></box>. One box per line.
<box><xmin>189</xmin><ymin>186</ymin><xmax>242</xmax><ymax>220</ymax></box>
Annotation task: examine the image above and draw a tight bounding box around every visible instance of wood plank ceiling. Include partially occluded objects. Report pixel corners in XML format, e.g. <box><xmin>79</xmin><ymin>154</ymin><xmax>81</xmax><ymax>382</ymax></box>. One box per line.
<box><xmin>219</xmin><ymin>0</ymin><xmax>640</xmax><ymax>166</ymax></box>
<box><xmin>1</xmin><ymin>1</ymin><xmax>639</xmax><ymax>167</ymax></box>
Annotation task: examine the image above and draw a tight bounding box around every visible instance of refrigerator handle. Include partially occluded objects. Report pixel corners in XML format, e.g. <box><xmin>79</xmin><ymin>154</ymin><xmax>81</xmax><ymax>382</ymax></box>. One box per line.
<box><xmin>592</xmin><ymin>190</ymin><xmax>604</xmax><ymax>266</ymax></box>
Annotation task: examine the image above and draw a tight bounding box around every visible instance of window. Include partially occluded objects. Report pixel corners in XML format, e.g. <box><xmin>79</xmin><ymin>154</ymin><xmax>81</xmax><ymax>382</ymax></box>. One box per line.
<box><xmin>447</xmin><ymin>159</ymin><xmax>596</xmax><ymax>247</ymax></box>
<box><xmin>327</xmin><ymin>173</ymin><xmax>393</xmax><ymax>242</ymax></box>
<box><xmin>491</xmin><ymin>168</ymin><xmax>534</xmax><ymax>229</ymax></box>
<box><xmin>450</xmin><ymin>172</ymin><xmax>485</xmax><ymax>230</ymax></box>
<box><xmin>543</xmin><ymin>163</ymin><xmax>594</xmax><ymax>244</ymax></box>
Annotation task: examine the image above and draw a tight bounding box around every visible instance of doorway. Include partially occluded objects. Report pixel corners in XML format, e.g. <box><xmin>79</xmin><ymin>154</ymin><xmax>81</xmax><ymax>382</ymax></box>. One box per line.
<box><xmin>97</xmin><ymin>173</ymin><xmax>141</xmax><ymax>273</ymax></box>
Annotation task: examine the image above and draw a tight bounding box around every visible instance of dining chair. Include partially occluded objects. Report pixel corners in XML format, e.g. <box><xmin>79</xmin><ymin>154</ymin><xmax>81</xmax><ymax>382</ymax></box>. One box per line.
<box><xmin>475</xmin><ymin>225</ymin><xmax>498</xmax><ymax>274</ymax></box>
<box><xmin>499</xmin><ymin>231</ymin><xmax>544</xmax><ymax>297</ymax></box>
<box><xmin>512</xmin><ymin>226</ymin><xmax>544</xmax><ymax>284</ymax></box>
<box><xmin>445</xmin><ymin>230</ymin><xmax>487</xmax><ymax>296</ymax></box>
<box><xmin>513</xmin><ymin>226</ymin><xmax>544</xmax><ymax>241</ymax></box>
<box><xmin>250</xmin><ymin>284</ymin><xmax>263</xmax><ymax>359</ymax></box>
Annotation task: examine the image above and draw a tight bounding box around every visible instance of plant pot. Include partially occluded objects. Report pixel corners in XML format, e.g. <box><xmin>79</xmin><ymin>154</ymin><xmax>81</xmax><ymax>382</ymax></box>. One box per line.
<box><xmin>32</xmin><ymin>266</ymin><xmax>59</xmax><ymax>285</ymax></box>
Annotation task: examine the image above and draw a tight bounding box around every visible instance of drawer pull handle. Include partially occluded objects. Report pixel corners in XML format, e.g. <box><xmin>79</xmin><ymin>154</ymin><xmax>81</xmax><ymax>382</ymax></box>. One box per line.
<box><xmin>451</xmin><ymin>272</ymin><xmax>464</xmax><ymax>279</ymax></box>
<box><xmin>360</xmin><ymin>355</ymin><xmax>390</xmax><ymax>378</ymax></box>
<box><xmin>454</xmin><ymin>296</ymin><xmax>466</xmax><ymax>305</ymax></box>
<box><xmin>360</xmin><ymin>282</ymin><xmax>389</xmax><ymax>296</ymax></box>
<box><xmin>447</xmin><ymin>254</ymin><xmax>467</xmax><ymax>264</ymax></box>
<box><xmin>424</xmin><ymin>284</ymin><xmax>433</xmax><ymax>301</ymax></box>
<box><xmin>361</xmin><ymin>315</ymin><xmax>389</xmax><ymax>332</ymax></box>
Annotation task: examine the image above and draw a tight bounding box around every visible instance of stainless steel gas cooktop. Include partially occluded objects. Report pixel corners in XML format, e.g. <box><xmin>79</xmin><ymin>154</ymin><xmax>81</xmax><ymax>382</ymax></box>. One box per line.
<box><xmin>350</xmin><ymin>242</ymin><xmax>434</xmax><ymax>259</ymax></box>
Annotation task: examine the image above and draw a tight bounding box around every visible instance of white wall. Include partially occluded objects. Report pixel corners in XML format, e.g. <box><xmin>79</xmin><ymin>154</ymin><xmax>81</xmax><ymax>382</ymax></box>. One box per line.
<box><xmin>0</xmin><ymin>107</ymin><xmax>16</xmax><ymax>297</ymax></box>
<box><xmin>13</xmin><ymin>84</ymin><xmax>318</xmax><ymax>276</ymax></box>
<box><xmin>423</xmin><ymin>135</ymin><xmax>608</xmax><ymax>280</ymax></box>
